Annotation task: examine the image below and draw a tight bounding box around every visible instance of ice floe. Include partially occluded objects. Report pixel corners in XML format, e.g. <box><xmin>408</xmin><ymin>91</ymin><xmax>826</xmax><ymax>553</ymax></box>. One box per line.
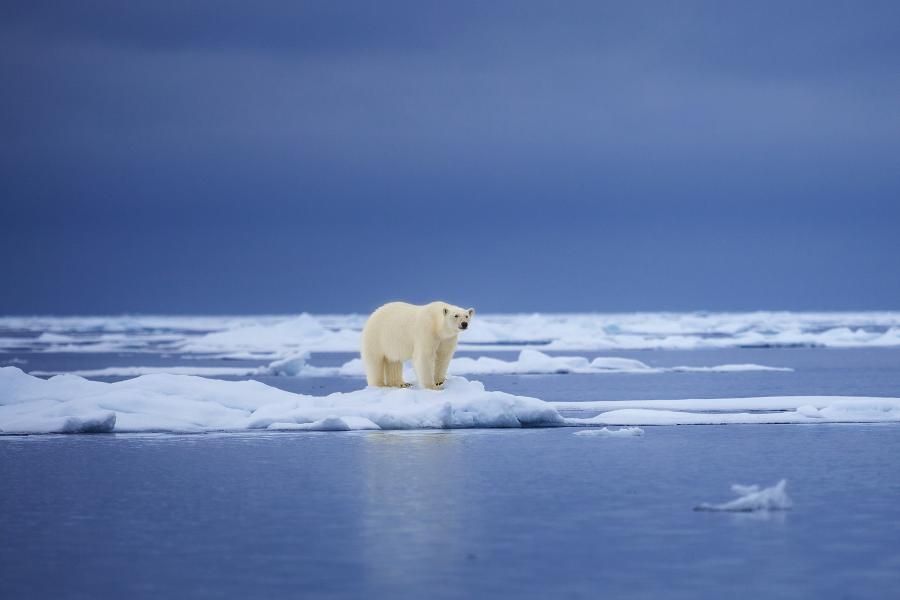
<box><xmin>695</xmin><ymin>480</ymin><xmax>792</xmax><ymax>512</ymax></box>
<box><xmin>28</xmin><ymin>349</ymin><xmax>792</xmax><ymax>379</ymax></box>
<box><xmin>562</xmin><ymin>396</ymin><xmax>900</xmax><ymax>425</ymax></box>
<box><xmin>260</xmin><ymin>349</ymin><xmax>791</xmax><ymax>378</ymax></box>
<box><xmin>2</xmin><ymin>312</ymin><xmax>900</xmax><ymax>356</ymax></box>
<box><xmin>3</xmin><ymin>367</ymin><xmax>900</xmax><ymax>435</ymax></box>
<box><xmin>0</xmin><ymin>367</ymin><xmax>562</xmax><ymax>434</ymax></box>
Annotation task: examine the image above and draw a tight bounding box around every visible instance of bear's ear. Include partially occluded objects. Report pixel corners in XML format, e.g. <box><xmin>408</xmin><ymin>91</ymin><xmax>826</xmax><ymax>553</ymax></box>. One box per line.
<box><xmin>443</xmin><ymin>307</ymin><xmax>448</xmax><ymax>316</ymax></box>
<box><xmin>467</xmin><ymin>307</ymin><xmax>475</xmax><ymax>317</ymax></box>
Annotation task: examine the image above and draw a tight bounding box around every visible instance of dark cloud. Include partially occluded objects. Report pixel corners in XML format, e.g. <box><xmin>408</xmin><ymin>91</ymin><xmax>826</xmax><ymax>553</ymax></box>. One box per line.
<box><xmin>1</xmin><ymin>1</ymin><xmax>898</xmax><ymax>312</ymax></box>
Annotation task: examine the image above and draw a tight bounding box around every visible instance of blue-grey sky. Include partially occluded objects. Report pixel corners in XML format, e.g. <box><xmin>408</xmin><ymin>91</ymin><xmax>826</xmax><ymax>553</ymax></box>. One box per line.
<box><xmin>2</xmin><ymin>1</ymin><xmax>899</xmax><ymax>314</ymax></box>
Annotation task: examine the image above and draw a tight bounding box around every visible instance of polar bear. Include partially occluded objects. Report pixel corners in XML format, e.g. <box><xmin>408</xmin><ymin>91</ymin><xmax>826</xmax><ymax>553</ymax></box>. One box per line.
<box><xmin>361</xmin><ymin>301</ymin><xmax>475</xmax><ymax>389</ymax></box>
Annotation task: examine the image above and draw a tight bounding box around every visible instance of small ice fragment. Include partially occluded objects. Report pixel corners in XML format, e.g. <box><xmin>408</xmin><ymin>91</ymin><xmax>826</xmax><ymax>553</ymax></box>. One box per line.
<box><xmin>574</xmin><ymin>427</ymin><xmax>644</xmax><ymax>437</ymax></box>
<box><xmin>695</xmin><ymin>479</ymin><xmax>791</xmax><ymax>512</ymax></box>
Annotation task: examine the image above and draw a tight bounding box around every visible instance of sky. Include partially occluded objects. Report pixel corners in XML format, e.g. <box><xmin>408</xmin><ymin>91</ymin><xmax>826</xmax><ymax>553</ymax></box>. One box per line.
<box><xmin>2</xmin><ymin>1</ymin><xmax>899</xmax><ymax>314</ymax></box>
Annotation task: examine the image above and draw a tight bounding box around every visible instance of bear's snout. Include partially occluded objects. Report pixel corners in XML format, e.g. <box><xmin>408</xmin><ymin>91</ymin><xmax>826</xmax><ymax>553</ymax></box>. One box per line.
<box><xmin>460</xmin><ymin>322</ymin><xmax>468</xmax><ymax>330</ymax></box>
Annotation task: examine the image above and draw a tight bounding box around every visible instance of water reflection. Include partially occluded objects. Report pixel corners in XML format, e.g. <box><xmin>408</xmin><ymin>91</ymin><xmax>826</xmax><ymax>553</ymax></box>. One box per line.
<box><xmin>359</xmin><ymin>430</ymin><xmax>471</xmax><ymax>591</ymax></box>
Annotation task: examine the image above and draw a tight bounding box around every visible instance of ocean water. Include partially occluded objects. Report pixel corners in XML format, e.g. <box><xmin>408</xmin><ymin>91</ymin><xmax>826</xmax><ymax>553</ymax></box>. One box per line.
<box><xmin>2</xmin><ymin>314</ymin><xmax>900</xmax><ymax>598</ymax></box>
<box><xmin>2</xmin><ymin>422</ymin><xmax>899</xmax><ymax>599</ymax></box>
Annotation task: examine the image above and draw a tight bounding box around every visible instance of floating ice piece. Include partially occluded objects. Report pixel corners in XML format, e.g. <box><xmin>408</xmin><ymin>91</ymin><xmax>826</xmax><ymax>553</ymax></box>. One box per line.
<box><xmin>265</xmin><ymin>351</ymin><xmax>313</xmax><ymax>376</ymax></box>
<box><xmin>560</xmin><ymin>396</ymin><xmax>900</xmax><ymax>425</ymax></box>
<box><xmin>695</xmin><ymin>480</ymin><xmax>792</xmax><ymax>512</ymax></box>
<box><xmin>260</xmin><ymin>349</ymin><xmax>791</xmax><ymax>378</ymax></box>
<box><xmin>0</xmin><ymin>367</ymin><xmax>562</xmax><ymax>435</ymax></box>
<box><xmin>573</xmin><ymin>427</ymin><xmax>644</xmax><ymax>437</ymax></box>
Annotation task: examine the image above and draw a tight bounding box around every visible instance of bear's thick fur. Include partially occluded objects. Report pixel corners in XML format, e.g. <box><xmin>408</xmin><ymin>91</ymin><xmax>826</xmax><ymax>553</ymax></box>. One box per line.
<box><xmin>361</xmin><ymin>301</ymin><xmax>474</xmax><ymax>389</ymax></box>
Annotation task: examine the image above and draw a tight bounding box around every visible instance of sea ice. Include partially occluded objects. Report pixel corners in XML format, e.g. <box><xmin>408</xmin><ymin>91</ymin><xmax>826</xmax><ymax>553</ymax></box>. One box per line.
<box><xmin>695</xmin><ymin>480</ymin><xmax>792</xmax><ymax>512</ymax></box>
<box><xmin>259</xmin><ymin>349</ymin><xmax>791</xmax><ymax>378</ymax></box>
<box><xmin>28</xmin><ymin>366</ymin><xmax>260</xmax><ymax>378</ymax></box>
<box><xmin>4</xmin><ymin>367</ymin><xmax>900</xmax><ymax>435</ymax></box>
<box><xmin>0</xmin><ymin>367</ymin><xmax>563</xmax><ymax>434</ymax></box>
<box><xmin>559</xmin><ymin>396</ymin><xmax>900</xmax><ymax>425</ymax></box>
<box><xmin>3</xmin><ymin>312</ymin><xmax>900</xmax><ymax>356</ymax></box>
<box><xmin>573</xmin><ymin>427</ymin><xmax>644</xmax><ymax>437</ymax></box>
<box><xmin>30</xmin><ymin>349</ymin><xmax>792</xmax><ymax>378</ymax></box>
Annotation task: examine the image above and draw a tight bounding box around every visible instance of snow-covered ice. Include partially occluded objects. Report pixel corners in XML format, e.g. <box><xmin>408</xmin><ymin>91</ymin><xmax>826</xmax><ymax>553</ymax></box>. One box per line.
<box><xmin>28</xmin><ymin>349</ymin><xmax>792</xmax><ymax>378</ymax></box>
<box><xmin>3</xmin><ymin>312</ymin><xmax>900</xmax><ymax>357</ymax></box>
<box><xmin>695</xmin><ymin>480</ymin><xmax>792</xmax><ymax>512</ymax></box>
<box><xmin>559</xmin><ymin>396</ymin><xmax>900</xmax><ymax>425</ymax></box>
<box><xmin>176</xmin><ymin>314</ymin><xmax>360</xmax><ymax>356</ymax></box>
<box><xmin>261</xmin><ymin>349</ymin><xmax>790</xmax><ymax>378</ymax></box>
<box><xmin>28</xmin><ymin>366</ymin><xmax>261</xmax><ymax>378</ymax></box>
<box><xmin>3</xmin><ymin>367</ymin><xmax>900</xmax><ymax>435</ymax></box>
<box><xmin>0</xmin><ymin>367</ymin><xmax>563</xmax><ymax>434</ymax></box>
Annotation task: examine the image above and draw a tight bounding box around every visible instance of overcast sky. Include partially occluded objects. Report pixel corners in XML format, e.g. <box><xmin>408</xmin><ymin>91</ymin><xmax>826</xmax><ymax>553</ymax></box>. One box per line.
<box><xmin>2</xmin><ymin>1</ymin><xmax>898</xmax><ymax>314</ymax></box>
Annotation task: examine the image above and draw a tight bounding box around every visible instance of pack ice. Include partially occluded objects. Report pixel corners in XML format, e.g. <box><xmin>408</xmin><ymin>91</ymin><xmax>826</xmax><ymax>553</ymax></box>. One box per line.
<box><xmin>3</xmin><ymin>311</ymin><xmax>900</xmax><ymax>357</ymax></box>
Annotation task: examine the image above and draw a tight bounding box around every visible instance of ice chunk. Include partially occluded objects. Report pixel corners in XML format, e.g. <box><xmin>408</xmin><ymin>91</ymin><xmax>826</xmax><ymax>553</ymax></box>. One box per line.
<box><xmin>264</xmin><ymin>351</ymin><xmax>312</xmax><ymax>377</ymax></box>
<box><xmin>589</xmin><ymin>357</ymin><xmax>652</xmax><ymax>371</ymax></box>
<box><xmin>695</xmin><ymin>480</ymin><xmax>792</xmax><ymax>512</ymax></box>
<box><xmin>573</xmin><ymin>427</ymin><xmax>644</xmax><ymax>437</ymax></box>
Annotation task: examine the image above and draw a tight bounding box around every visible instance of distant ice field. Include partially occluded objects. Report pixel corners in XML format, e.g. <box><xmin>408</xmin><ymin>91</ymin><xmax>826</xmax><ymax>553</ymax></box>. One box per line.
<box><xmin>2</xmin><ymin>311</ymin><xmax>900</xmax><ymax>358</ymax></box>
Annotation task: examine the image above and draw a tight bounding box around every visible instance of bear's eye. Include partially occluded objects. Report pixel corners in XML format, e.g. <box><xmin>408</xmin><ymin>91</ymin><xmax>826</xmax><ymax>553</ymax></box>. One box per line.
<box><xmin>454</xmin><ymin>314</ymin><xmax>458</xmax><ymax>318</ymax></box>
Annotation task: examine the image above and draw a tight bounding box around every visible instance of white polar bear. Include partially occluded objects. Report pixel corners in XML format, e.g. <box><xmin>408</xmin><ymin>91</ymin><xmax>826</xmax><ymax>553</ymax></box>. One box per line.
<box><xmin>361</xmin><ymin>301</ymin><xmax>475</xmax><ymax>389</ymax></box>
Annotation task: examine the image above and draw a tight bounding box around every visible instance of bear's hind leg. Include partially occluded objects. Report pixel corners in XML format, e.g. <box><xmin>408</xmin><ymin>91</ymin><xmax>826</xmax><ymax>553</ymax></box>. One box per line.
<box><xmin>385</xmin><ymin>361</ymin><xmax>409</xmax><ymax>388</ymax></box>
<box><xmin>363</xmin><ymin>351</ymin><xmax>387</xmax><ymax>387</ymax></box>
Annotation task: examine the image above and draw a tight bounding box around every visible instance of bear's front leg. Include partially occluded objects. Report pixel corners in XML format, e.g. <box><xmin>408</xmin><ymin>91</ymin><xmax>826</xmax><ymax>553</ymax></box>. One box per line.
<box><xmin>434</xmin><ymin>337</ymin><xmax>457</xmax><ymax>387</ymax></box>
<box><xmin>413</xmin><ymin>348</ymin><xmax>439</xmax><ymax>390</ymax></box>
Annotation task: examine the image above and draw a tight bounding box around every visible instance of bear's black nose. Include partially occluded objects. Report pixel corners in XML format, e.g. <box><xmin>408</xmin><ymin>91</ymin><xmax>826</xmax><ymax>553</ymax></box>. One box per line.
<box><xmin>460</xmin><ymin>322</ymin><xmax>468</xmax><ymax>329</ymax></box>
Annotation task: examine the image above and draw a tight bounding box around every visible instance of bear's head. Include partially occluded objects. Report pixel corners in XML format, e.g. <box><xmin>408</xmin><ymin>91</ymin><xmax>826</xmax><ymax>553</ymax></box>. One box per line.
<box><xmin>443</xmin><ymin>305</ymin><xmax>475</xmax><ymax>334</ymax></box>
